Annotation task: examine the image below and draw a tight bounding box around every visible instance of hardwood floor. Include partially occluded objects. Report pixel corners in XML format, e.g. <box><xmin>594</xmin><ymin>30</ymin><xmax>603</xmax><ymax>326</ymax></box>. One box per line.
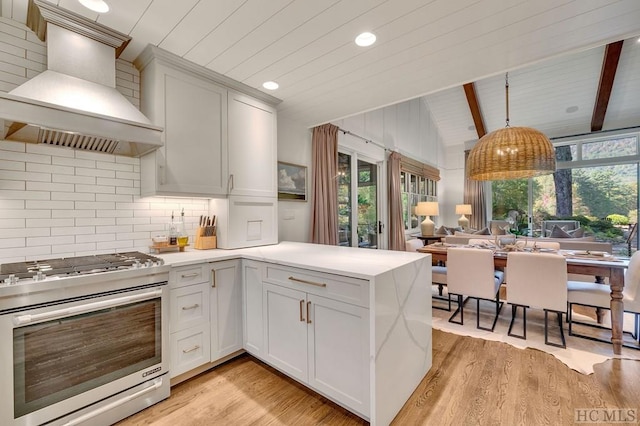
<box><xmin>117</xmin><ymin>330</ymin><xmax>640</xmax><ymax>425</ymax></box>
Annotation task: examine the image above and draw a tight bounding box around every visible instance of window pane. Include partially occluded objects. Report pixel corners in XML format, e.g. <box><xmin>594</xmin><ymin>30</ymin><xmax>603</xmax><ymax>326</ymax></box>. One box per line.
<box><xmin>338</xmin><ymin>153</ymin><xmax>351</xmax><ymax>246</ymax></box>
<box><xmin>555</xmin><ymin>144</ymin><xmax>576</xmax><ymax>162</ymax></box>
<box><xmin>582</xmin><ymin>136</ymin><xmax>637</xmax><ymax>160</ymax></box>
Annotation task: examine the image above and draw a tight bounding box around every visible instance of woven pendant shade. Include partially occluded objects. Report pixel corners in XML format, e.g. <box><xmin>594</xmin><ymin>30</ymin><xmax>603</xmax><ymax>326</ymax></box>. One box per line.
<box><xmin>467</xmin><ymin>126</ymin><xmax>556</xmax><ymax>180</ymax></box>
<box><xmin>467</xmin><ymin>72</ymin><xmax>556</xmax><ymax>181</ymax></box>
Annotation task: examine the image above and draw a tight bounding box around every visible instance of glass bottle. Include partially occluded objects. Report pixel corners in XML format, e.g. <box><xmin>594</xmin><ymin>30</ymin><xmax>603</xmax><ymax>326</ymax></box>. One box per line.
<box><xmin>178</xmin><ymin>208</ymin><xmax>189</xmax><ymax>246</ymax></box>
<box><xmin>168</xmin><ymin>211</ymin><xmax>178</xmax><ymax>245</ymax></box>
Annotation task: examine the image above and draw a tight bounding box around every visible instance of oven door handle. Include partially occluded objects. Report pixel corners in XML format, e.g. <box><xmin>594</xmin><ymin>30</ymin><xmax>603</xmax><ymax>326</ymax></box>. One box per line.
<box><xmin>13</xmin><ymin>288</ymin><xmax>163</xmax><ymax>327</ymax></box>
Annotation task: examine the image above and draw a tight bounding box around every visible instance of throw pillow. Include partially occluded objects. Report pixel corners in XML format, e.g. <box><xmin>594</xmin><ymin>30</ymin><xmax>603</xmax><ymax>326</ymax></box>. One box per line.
<box><xmin>568</xmin><ymin>227</ymin><xmax>584</xmax><ymax>238</ymax></box>
<box><xmin>446</xmin><ymin>226</ymin><xmax>464</xmax><ymax>234</ymax></box>
<box><xmin>434</xmin><ymin>225</ymin><xmax>450</xmax><ymax>235</ymax></box>
<box><xmin>474</xmin><ymin>227</ymin><xmax>491</xmax><ymax>235</ymax></box>
<box><xmin>549</xmin><ymin>224</ymin><xmax>572</xmax><ymax>238</ymax></box>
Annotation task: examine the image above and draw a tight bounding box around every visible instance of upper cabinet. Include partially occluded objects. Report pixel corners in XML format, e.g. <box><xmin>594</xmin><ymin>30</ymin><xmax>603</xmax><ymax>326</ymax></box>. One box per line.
<box><xmin>135</xmin><ymin>46</ymin><xmax>280</xmax><ymax>198</ymax></box>
<box><xmin>228</xmin><ymin>91</ymin><xmax>277</xmax><ymax>197</ymax></box>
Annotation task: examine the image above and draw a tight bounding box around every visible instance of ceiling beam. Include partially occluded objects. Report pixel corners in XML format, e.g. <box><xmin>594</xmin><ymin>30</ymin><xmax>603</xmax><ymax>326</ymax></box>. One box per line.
<box><xmin>463</xmin><ymin>82</ymin><xmax>486</xmax><ymax>139</ymax></box>
<box><xmin>591</xmin><ymin>40</ymin><xmax>624</xmax><ymax>132</ymax></box>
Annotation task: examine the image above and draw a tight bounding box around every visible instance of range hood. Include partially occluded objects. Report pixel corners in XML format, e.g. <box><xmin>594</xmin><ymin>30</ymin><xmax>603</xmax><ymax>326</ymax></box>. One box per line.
<box><xmin>0</xmin><ymin>0</ymin><xmax>162</xmax><ymax>157</ymax></box>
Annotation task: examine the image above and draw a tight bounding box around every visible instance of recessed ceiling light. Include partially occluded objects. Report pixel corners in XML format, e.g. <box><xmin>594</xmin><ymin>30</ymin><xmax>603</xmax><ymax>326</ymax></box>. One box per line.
<box><xmin>566</xmin><ymin>106</ymin><xmax>579</xmax><ymax>113</ymax></box>
<box><xmin>262</xmin><ymin>81</ymin><xmax>279</xmax><ymax>90</ymax></box>
<box><xmin>355</xmin><ymin>32</ymin><xmax>376</xmax><ymax>47</ymax></box>
<box><xmin>78</xmin><ymin>0</ymin><xmax>109</xmax><ymax>13</ymax></box>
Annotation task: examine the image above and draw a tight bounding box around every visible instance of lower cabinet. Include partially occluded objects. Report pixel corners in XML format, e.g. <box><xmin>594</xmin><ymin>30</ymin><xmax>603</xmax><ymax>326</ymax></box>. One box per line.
<box><xmin>262</xmin><ymin>282</ymin><xmax>370</xmax><ymax>417</ymax></box>
<box><xmin>242</xmin><ymin>260</ymin><xmax>264</xmax><ymax>356</ymax></box>
<box><xmin>169</xmin><ymin>260</ymin><xmax>242</xmax><ymax>378</ymax></box>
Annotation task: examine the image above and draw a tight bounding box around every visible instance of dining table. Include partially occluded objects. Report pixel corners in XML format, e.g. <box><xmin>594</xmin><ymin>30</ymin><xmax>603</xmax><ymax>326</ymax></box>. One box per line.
<box><xmin>418</xmin><ymin>243</ymin><xmax>630</xmax><ymax>355</ymax></box>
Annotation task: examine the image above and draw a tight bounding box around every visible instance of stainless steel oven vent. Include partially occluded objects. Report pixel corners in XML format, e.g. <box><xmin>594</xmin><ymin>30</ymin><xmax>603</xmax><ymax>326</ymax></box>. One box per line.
<box><xmin>39</xmin><ymin>128</ymin><xmax>119</xmax><ymax>153</ymax></box>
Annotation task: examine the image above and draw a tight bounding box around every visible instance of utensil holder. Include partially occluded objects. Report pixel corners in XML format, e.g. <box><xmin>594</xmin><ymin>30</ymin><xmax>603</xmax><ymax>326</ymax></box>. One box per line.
<box><xmin>194</xmin><ymin>227</ymin><xmax>217</xmax><ymax>250</ymax></box>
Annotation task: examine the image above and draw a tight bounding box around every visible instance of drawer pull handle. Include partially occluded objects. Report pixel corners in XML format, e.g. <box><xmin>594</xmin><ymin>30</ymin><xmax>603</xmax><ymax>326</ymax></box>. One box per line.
<box><xmin>181</xmin><ymin>303</ymin><xmax>200</xmax><ymax>311</ymax></box>
<box><xmin>181</xmin><ymin>273</ymin><xmax>199</xmax><ymax>278</ymax></box>
<box><xmin>183</xmin><ymin>345</ymin><xmax>200</xmax><ymax>354</ymax></box>
<box><xmin>299</xmin><ymin>299</ymin><xmax>305</xmax><ymax>322</ymax></box>
<box><xmin>288</xmin><ymin>276</ymin><xmax>327</xmax><ymax>288</ymax></box>
<box><xmin>307</xmin><ymin>301</ymin><xmax>312</xmax><ymax>324</ymax></box>
<box><xmin>212</xmin><ymin>270</ymin><xmax>216</xmax><ymax>288</ymax></box>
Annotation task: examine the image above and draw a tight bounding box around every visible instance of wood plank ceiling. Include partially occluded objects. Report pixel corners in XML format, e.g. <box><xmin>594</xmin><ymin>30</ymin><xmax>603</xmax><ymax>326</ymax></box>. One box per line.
<box><xmin>2</xmin><ymin>0</ymin><xmax>640</xmax><ymax>146</ymax></box>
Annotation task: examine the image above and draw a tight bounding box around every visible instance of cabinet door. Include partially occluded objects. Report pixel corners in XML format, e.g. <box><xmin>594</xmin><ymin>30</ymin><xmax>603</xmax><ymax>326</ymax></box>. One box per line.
<box><xmin>228</xmin><ymin>91</ymin><xmax>277</xmax><ymax>197</ymax></box>
<box><xmin>242</xmin><ymin>260</ymin><xmax>263</xmax><ymax>355</ymax></box>
<box><xmin>210</xmin><ymin>260</ymin><xmax>242</xmax><ymax>361</ymax></box>
<box><xmin>263</xmin><ymin>283</ymin><xmax>308</xmax><ymax>382</ymax></box>
<box><xmin>170</xmin><ymin>324</ymin><xmax>211</xmax><ymax>378</ymax></box>
<box><xmin>160</xmin><ymin>71</ymin><xmax>228</xmax><ymax>196</ymax></box>
<box><xmin>307</xmin><ymin>294</ymin><xmax>370</xmax><ymax>417</ymax></box>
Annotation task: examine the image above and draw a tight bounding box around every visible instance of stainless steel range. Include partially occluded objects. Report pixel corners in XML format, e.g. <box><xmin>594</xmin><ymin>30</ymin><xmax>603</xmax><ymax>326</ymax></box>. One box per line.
<box><xmin>0</xmin><ymin>252</ymin><xmax>171</xmax><ymax>426</ymax></box>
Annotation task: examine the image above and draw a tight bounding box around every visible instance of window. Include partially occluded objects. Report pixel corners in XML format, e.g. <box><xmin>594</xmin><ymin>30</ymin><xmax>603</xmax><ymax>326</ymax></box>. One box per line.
<box><xmin>401</xmin><ymin>170</ymin><xmax>437</xmax><ymax>233</ymax></box>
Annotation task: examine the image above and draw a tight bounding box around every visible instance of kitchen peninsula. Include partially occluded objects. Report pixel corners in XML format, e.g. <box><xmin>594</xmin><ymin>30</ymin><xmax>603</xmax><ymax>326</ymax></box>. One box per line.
<box><xmin>158</xmin><ymin>241</ymin><xmax>432</xmax><ymax>426</ymax></box>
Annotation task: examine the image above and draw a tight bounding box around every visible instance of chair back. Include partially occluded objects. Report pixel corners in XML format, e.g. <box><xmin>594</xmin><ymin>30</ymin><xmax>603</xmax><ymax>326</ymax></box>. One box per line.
<box><xmin>447</xmin><ymin>247</ymin><xmax>501</xmax><ymax>300</ymax></box>
<box><xmin>468</xmin><ymin>238</ymin><xmax>496</xmax><ymax>247</ymax></box>
<box><xmin>624</xmin><ymin>251</ymin><xmax>640</xmax><ymax>308</ymax></box>
<box><xmin>506</xmin><ymin>252</ymin><xmax>567</xmax><ymax>312</ymax></box>
<box><xmin>521</xmin><ymin>240</ymin><xmax>560</xmax><ymax>250</ymax></box>
<box><xmin>405</xmin><ymin>238</ymin><xmax>423</xmax><ymax>252</ymax></box>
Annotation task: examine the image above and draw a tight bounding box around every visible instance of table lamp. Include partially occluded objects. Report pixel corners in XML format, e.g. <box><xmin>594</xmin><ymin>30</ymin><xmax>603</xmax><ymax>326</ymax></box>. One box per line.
<box><xmin>455</xmin><ymin>204</ymin><xmax>472</xmax><ymax>229</ymax></box>
<box><xmin>416</xmin><ymin>201</ymin><xmax>439</xmax><ymax>236</ymax></box>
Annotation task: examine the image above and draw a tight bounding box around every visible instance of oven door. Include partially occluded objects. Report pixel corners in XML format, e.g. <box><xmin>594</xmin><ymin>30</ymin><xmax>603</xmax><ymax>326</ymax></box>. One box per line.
<box><xmin>0</xmin><ymin>283</ymin><xmax>169</xmax><ymax>426</ymax></box>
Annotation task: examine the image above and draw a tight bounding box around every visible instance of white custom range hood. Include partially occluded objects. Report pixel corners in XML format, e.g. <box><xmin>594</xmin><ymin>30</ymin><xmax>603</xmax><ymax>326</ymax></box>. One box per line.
<box><xmin>0</xmin><ymin>0</ymin><xmax>162</xmax><ymax>157</ymax></box>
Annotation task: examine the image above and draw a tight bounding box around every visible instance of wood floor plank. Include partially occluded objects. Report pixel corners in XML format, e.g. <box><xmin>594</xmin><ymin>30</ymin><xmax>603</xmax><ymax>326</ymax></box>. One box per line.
<box><xmin>117</xmin><ymin>330</ymin><xmax>640</xmax><ymax>426</ymax></box>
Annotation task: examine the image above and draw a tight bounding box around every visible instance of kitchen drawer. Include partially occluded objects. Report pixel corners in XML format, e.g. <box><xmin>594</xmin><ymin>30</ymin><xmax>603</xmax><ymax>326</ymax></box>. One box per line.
<box><xmin>170</xmin><ymin>324</ymin><xmax>211</xmax><ymax>378</ymax></box>
<box><xmin>264</xmin><ymin>264</ymin><xmax>368</xmax><ymax>308</ymax></box>
<box><xmin>170</xmin><ymin>263</ymin><xmax>210</xmax><ymax>288</ymax></box>
<box><xmin>170</xmin><ymin>283</ymin><xmax>210</xmax><ymax>333</ymax></box>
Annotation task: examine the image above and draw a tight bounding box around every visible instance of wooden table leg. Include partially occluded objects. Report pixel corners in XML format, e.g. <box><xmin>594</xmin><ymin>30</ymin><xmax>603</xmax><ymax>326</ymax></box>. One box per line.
<box><xmin>609</xmin><ymin>268</ymin><xmax>625</xmax><ymax>355</ymax></box>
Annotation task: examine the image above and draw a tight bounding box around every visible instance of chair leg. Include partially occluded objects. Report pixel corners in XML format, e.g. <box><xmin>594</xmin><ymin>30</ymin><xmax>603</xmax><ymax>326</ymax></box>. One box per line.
<box><xmin>476</xmin><ymin>297</ymin><xmax>503</xmax><ymax>332</ymax></box>
<box><xmin>448</xmin><ymin>294</ymin><xmax>464</xmax><ymax>325</ymax></box>
<box><xmin>544</xmin><ymin>310</ymin><xmax>566</xmax><ymax>348</ymax></box>
<box><xmin>508</xmin><ymin>304</ymin><xmax>527</xmax><ymax>339</ymax></box>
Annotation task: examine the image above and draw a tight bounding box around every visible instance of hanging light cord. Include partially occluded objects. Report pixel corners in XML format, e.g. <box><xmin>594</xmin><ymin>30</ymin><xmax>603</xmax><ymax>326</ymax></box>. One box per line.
<box><xmin>505</xmin><ymin>72</ymin><xmax>510</xmax><ymax>128</ymax></box>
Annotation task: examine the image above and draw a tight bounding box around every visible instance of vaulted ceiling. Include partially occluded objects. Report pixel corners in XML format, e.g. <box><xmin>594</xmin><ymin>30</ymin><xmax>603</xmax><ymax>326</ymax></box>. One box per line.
<box><xmin>2</xmin><ymin>0</ymin><xmax>640</xmax><ymax>146</ymax></box>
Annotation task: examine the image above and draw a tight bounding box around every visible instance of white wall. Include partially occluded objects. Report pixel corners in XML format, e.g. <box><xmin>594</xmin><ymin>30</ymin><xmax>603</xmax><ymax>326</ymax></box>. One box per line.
<box><xmin>276</xmin><ymin>97</ymin><xmax>449</xmax><ymax>242</ymax></box>
<box><xmin>0</xmin><ymin>18</ymin><xmax>209</xmax><ymax>263</ymax></box>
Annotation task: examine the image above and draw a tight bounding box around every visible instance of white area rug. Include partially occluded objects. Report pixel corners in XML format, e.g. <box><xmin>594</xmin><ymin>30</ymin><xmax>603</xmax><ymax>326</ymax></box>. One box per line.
<box><xmin>431</xmin><ymin>294</ymin><xmax>640</xmax><ymax>375</ymax></box>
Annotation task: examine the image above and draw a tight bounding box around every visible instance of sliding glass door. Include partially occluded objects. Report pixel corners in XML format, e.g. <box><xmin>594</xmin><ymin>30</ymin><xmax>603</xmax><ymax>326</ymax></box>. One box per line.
<box><xmin>338</xmin><ymin>152</ymin><xmax>381</xmax><ymax>249</ymax></box>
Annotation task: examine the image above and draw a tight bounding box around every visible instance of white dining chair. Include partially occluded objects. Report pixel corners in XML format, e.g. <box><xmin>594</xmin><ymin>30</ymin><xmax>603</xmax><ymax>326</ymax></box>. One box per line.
<box><xmin>567</xmin><ymin>250</ymin><xmax>640</xmax><ymax>349</ymax></box>
<box><xmin>447</xmin><ymin>247</ymin><xmax>504</xmax><ymax>331</ymax></box>
<box><xmin>506</xmin><ymin>252</ymin><xmax>569</xmax><ymax>348</ymax></box>
<box><xmin>406</xmin><ymin>238</ymin><xmax>450</xmax><ymax>311</ymax></box>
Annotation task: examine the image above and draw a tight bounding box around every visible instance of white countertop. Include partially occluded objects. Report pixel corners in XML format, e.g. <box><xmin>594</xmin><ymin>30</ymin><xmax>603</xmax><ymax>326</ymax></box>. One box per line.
<box><xmin>156</xmin><ymin>241</ymin><xmax>428</xmax><ymax>279</ymax></box>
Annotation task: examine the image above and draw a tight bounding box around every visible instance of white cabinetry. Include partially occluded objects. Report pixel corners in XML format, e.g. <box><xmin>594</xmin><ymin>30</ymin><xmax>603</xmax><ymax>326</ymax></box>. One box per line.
<box><xmin>242</xmin><ymin>260</ymin><xmax>264</xmax><ymax>356</ymax></box>
<box><xmin>210</xmin><ymin>260</ymin><xmax>243</xmax><ymax>360</ymax></box>
<box><xmin>260</xmin><ymin>264</ymin><xmax>370</xmax><ymax>418</ymax></box>
<box><xmin>138</xmin><ymin>56</ymin><xmax>228</xmax><ymax>197</ymax></box>
<box><xmin>227</xmin><ymin>91</ymin><xmax>277</xmax><ymax>197</ymax></box>
<box><xmin>169</xmin><ymin>260</ymin><xmax>242</xmax><ymax>379</ymax></box>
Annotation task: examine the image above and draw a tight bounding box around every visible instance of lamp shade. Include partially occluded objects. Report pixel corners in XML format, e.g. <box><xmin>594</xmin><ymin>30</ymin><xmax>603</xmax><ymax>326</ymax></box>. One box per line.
<box><xmin>455</xmin><ymin>204</ymin><xmax>472</xmax><ymax>215</ymax></box>
<box><xmin>467</xmin><ymin>126</ymin><xmax>556</xmax><ymax>181</ymax></box>
<box><xmin>416</xmin><ymin>201</ymin><xmax>439</xmax><ymax>217</ymax></box>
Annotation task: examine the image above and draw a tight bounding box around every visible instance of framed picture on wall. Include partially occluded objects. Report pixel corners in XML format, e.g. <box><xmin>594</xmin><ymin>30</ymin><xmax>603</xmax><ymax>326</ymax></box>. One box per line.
<box><xmin>278</xmin><ymin>161</ymin><xmax>307</xmax><ymax>201</ymax></box>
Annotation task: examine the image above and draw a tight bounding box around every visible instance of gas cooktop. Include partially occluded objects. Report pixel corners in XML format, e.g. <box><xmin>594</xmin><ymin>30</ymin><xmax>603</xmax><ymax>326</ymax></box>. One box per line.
<box><xmin>1</xmin><ymin>251</ymin><xmax>164</xmax><ymax>284</ymax></box>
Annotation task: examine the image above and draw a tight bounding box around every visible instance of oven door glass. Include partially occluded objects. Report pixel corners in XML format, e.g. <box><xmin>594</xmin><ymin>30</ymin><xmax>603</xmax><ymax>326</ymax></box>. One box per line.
<box><xmin>13</xmin><ymin>296</ymin><xmax>162</xmax><ymax>418</ymax></box>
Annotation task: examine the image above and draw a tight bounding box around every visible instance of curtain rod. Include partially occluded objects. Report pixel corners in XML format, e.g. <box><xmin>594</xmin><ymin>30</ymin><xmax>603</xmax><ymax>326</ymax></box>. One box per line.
<box><xmin>338</xmin><ymin>127</ymin><xmax>390</xmax><ymax>152</ymax></box>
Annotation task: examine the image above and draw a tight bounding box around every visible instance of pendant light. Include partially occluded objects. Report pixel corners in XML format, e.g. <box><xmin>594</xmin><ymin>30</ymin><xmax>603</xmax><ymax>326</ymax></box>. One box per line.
<box><xmin>467</xmin><ymin>73</ymin><xmax>556</xmax><ymax>181</ymax></box>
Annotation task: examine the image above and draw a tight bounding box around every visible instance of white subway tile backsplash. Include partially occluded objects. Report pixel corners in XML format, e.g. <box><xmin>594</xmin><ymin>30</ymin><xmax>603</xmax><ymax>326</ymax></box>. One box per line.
<box><xmin>0</xmin><ymin>246</ymin><xmax>51</xmax><ymax>261</ymax></box>
<box><xmin>1</xmin><ymin>199</ymin><xmax>25</xmax><ymax>209</ymax></box>
<box><xmin>115</xmin><ymin>171</ymin><xmax>140</xmax><ymax>180</ymax></box>
<box><xmin>117</xmin><ymin>217</ymin><xmax>150</xmax><ymax>225</ymax></box>
<box><xmin>75</xmin><ymin>201</ymin><xmax>115</xmax><ymax>210</ymax></box>
<box><xmin>97</xmin><ymin>161</ymin><xmax>134</xmax><ymax>172</ymax></box>
<box><xmin>96</xmin><ymin>240</ymin><xmax>133</xmax><ymax>251</ymax></box>
<box><xmin>25</xmin><ymin>200</ymin><xmax>74</xmax><ymax>210</ymax></box>
<box><xmin>117</xmin><ymin>232</ymin><xmax>150</xmax><ymax>241</ymax></box>
<box><xmin>27</xmin><ymin>235</ymin><xmax>75</xmax><ymax>246</ymax></box>
<box><xmin>27</xmin><ymin>163</ymin><xmax>74</xmax><ymax>174</ymax></box>
<box><xmin>116</xmin><ymin>187</ymin><xmax>139</xmax><ymax>195</ymax></box>
<box><xmin>0</xmin><ymin>181</ymin><xmax>26</xmax><ymax>190</ymax></box>
<box><xmin>26</xmin><ymin>218</ymin><xmax>74</xmax><ymax>228</ymax></box>
<box><xmin>0</xmin><ymin>218</ymin><xmax>25</xmax><ymax>228</ymax></box>
<box><xmin>52</xmin><ymin>243</ymin><xmax>97</xmax><ymax>254</ymax></box>
<box><xmin>52</xmin><ymin>156</ymin><xmax>95</xmax><ymax>168</ymax></box>
<box><xmin>2</xmin><ymin>227</ymin><xmax>49</xmax><ymax>238</ymax></box>
<box><xmin>27</xmin><ymin>182</ymin><xmax>74</xmax><ymax>192</ymax></box>
<box><xmin>51</xmin><ymin>192</ymin><xmax>95</xmax><ymax>201</ymax></box>
<box><xmin>53</xmin><ymin>174</ymin><xmax>95</xmax><ymax>184</ymax></box>
<box><xmin>51</xmin><ymin>226</ymin><xmax>95</xmax><ymax>236</ymax></box>
<box><xmin>1</xmin><ymin>237</ymin><xmax>27</xmax><ymax>248</ymax></box>
<box><xmin>96</xmin><ymin>225</ymin><xmax>132</xmax><ymax>234</ymax></box>
<box><xmin>75</xmin><ymin>184</ymin><xmax>116</xmax><ymax>194</ymax></box>
<box><xmin>0</xmin><ymin>140</ymin><xmax>26</xmax><ymax>152</ymax></box>
<box><xmin>75</xmin><ymin>150</ymin><xmax>115</xmax><ymax>162</ymax></box>
<box><xmin>26</xmin><ymin>143</ymin><xmax>75</xmax><ymax>157</ymax></box>
<box><xmin>96</xmin><ymin>193</ymin><xmax>133</xmax><ymax>202</ymax></box>
<box><xmin>96</xmin><ymin>177</ymin><xmax>133</xmax><ymax>187</ymax></box>
<box><xmin>76</xmin><ymin>167</ymin><xmax>116</xmax><ymax>178</ymax></box>
<box><xmin>1</xmin><ymin>170</ymin><xmax>51</xmax><ymax>182</ymax></box>
<box><xmin>51</xmin><ymin>210</ymin><xmax>95</xmax><ymax>218</ymax></box>
<box><xmin>0</xmin><ymin>209</ymin><xmax>50</xmax><ymax>219</ymax></box>
<box><xmin>0</xmin><ymin>159</ymin><xmax>25</xmax><ymax>171</ymax></box>
<box><xmin>75</xmin><ymin>218</ymin><xmax>116</xmax><ymax>227</ymax></box>
<box><xmin>0</xmin><ymin>150</ymin><xmax>52</xmax><ymax>164</ymax></box>
<box><xmin>97</xmin><ymin>209</ymin><xmax>134</xmax><ymax>218</ymax></box>
<box><xmin>76</xmin><ymin>233</ymin><xmax>116</xmax><ymax>243</ymax></box>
